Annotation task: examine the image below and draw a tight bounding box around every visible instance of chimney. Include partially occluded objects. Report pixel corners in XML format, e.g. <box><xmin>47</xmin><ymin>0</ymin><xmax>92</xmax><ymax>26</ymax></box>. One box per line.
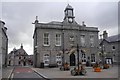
<box><xmin>82</xmin><ymin>21</ymin><xmax>86</xmax><ymax>27</ymax></box>
<box><xmin>103</xmin><ymin>30</ymin><xmax>108</xmax><ymax>39</ymax></box>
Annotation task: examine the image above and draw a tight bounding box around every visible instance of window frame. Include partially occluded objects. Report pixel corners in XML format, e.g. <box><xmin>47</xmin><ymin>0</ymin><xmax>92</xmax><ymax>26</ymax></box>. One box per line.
<box><xmin>43</xmin><ymin>33</ymin><xmax>50</xmax><ymax>46</ymax></box>
<box><xmin>90</xmin><ymin>35</ymin><xmax>94</xmax><ymax>47</ymax></box>
<box><xmin>43</xmin><ymin>54</ymin><xmax>50</xmax><ymax>66</ymax></box>
<box><xmin>112</xmin><ymin>45</ymin><xmax>116</xmax><ymax>50</ymax></box>
<box><xmin>55</xmin><ymin>33</ymin><xmax>61</xmax><ymax>46</ymax></box>
<box><xmin>91</xmin><ymin>54</ymin><xmax>96</xmax><ymax>63</ymax></box>
<box><xmin>81</xmin><ymin>53</ymin><xmax>86</xmax><ymax>64</ymax></box>
<box><xmin>80</xmin><ymin>35</ymin><xmax>85</xmax><ymax>47</ymax></box>
<box><xmin>56</xmin><ymin>53</ymin><xmax>62</xmax><ymax>65</ymax></box>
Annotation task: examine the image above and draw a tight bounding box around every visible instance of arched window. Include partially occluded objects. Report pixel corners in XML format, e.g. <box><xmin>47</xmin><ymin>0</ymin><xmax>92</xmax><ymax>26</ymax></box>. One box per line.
<box><xmin>91</xmin><ymin>54</ymin><xmax>95</xmax><ymax>63</ymax></box>
<box><xmin>81</xmin><ymin>53</ymin><xmax>86</xmax><ymax>64</ymax></box>
<box><xmin>43</xmin><ymin>54</ymin><xmax>49</xmax><ymax>66</ymax></box>
<box><xmin>56</xmin><ymin>53</ymin><xmax>62</xmax><ymax>65</ymax></box>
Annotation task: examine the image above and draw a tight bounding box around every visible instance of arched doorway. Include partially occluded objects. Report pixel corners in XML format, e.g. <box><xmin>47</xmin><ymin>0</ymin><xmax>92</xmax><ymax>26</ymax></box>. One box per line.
<box><xmin>70</xmin><ymin>53</ymin><xmax>76</xmax><ymax>66</ymax></box>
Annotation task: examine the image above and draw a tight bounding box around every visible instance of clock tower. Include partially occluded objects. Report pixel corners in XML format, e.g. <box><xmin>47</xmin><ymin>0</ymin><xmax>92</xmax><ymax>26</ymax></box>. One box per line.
<box><xmin>64</xmin><ymin>4</ymin><xmax>75</xmax><ymax>23</ymax></box>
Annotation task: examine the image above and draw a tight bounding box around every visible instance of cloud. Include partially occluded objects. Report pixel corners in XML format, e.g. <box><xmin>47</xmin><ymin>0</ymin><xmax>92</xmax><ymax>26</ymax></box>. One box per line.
<box><xmin>2</xmin><ymin>2</ymin><xmax>118</xmax><ymax>55</ymax></box>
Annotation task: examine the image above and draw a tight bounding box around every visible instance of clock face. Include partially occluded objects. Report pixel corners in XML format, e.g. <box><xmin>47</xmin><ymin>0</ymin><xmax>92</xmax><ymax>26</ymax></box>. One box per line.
<box><xmin>68</xmin><ymin>18</ymin><xmax>73</xmax><ymax>23</ymax></box>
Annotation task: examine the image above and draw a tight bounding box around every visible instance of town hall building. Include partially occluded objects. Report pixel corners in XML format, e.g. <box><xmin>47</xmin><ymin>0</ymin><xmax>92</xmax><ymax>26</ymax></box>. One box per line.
<box><xmin>33</xmin><ymin>4</ymin><xmax>99</xmax><ymax>67</ymax></box>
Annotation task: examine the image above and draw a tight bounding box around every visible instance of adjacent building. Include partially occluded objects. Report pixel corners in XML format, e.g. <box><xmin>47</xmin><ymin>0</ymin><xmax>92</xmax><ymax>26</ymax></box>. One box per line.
<box><xmin>0</xmin><ymin>20</ymin><xmax>8</xmax><ymax>67</ymax></box>
<box><xmin>99</xmin><ymin>31</ymin><xmax>120</xmax><ymax>65</ymax></box>
<box><xmin>8</xmin><ymin>44</ymin><xmax>28</xmax><ymax>66</ymax></box>
<box><xmin>27</xmin><ymin>55</ymin><xmax>33</xmax><ymax>65</ymax></box>
<box><xmin>33</xmin><ymin>4</ymin><xmax>99</xmax><ymax>67</ymax></box>
<box><xmin>0</xmin><ymin>21</ymin><xmax>2</xmax><ymax>68</ymax></box>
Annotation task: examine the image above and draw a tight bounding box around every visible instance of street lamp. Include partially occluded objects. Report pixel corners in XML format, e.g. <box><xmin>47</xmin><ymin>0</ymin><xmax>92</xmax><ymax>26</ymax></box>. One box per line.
<box><xmin>62</xmin><ymin>28</ymin><xmax>65</xmax><ymax>66</ymax></box>
<box><xmin>77</xmin><ymin>44</ymin><xmax>80</xmax><ymax>71</ymax></box>
<box><xmin>101</xmin><ymin>44</ymin><xmax>105</xmax><ymax>65</ymax></box>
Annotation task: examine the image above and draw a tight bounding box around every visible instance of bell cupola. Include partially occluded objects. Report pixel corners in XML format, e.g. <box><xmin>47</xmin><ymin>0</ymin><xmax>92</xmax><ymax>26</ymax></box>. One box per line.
<box><xmin>64</xmin><ymin>4</ymin><xmax>75</xmax><ymax>23</ymax></box>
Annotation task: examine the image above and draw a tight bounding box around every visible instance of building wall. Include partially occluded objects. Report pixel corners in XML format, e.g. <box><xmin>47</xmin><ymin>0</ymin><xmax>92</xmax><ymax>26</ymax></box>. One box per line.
<box><xmin>0</xmin><ymin>20</ymin><xmax>8</xmax><ymax>67</ymax></box>
<box><xmin>101</xmin><ymin>40</ymin><xmax>119</xmax><ymax>63</ymax></box>
<box><xmin>0</xmin><ymin>21</ymin><xmax>2</xmax><ymax>68</ymax></box>
<box><xmin>34</xmin><ymin>24</ymin><xmax>99</xmax><ymax>67</ymax></box>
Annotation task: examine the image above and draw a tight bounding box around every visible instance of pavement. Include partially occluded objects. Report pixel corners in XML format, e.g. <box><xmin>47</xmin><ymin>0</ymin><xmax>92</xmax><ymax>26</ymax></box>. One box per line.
<box><xmin>0</xmin><ymin>69</ymin><xmax>1</xmax><ymax>78</ymax></box>
<box><xmin>1</xmin><ymin>65</ymin><xmax>119</xmax><ymax>80</ymax></box>
<box><xmin>32</xmin><ymin>65</ymin><xmax>118</xmax><ymax>79</ymax></box>
<box><xmin>2</xmin><ymin>66</ymin><xmax>14</xmax><ymax>79</ymax></box>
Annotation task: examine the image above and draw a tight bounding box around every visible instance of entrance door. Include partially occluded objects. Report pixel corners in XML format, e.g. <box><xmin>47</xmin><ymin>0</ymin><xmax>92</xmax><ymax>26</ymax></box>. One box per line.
<box><xmin>70</xmin><ymin>53</ymin><xmax>76</xmax><ymax>66</ymax></box>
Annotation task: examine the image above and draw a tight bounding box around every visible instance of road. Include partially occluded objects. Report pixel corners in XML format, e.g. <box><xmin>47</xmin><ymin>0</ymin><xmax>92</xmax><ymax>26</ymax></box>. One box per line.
<box><xmin>11</xmin><ymin>66</ymin><xmax>48</xmax><ymax>80</ymax></box>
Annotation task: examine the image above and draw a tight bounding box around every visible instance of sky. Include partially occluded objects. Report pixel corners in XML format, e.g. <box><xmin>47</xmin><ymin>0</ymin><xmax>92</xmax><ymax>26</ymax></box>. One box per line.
<box><xmin>1</xmin><ymin>0</ymin><xmax>119</xmax><ymax>55</ymax></box>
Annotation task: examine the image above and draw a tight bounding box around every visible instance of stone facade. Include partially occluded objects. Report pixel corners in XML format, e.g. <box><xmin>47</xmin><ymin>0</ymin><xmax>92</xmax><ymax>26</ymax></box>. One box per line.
<box><xmin>8</xmin><ymin>44</ymin><xmax>29</xmax><ymax>66</ymax></box>
<box><xmin>33</xmin><ymin>4</ymin><xmax>99</xmax><ymax>67</ymax></box>
<box><xmin>0</xmin><ymin>20</ymin><xmax>8</xmax><ymax>67</ymax></box>
<box><xmin>0</xmin><ymin>21</ymin><xmax>2</xmax><ymax>68</ymax></box>
<box><xmin>99</xmin><ymin>31</ymin><xmax>120</xmax><ymax>65</ymax></box>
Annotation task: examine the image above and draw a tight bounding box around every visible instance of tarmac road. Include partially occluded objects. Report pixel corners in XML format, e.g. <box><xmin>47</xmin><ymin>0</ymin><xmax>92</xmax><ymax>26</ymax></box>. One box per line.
<box><xmin>11</xmin><ymin>66</ymin><xmax>48</xmax><ymax>80</ymax></box>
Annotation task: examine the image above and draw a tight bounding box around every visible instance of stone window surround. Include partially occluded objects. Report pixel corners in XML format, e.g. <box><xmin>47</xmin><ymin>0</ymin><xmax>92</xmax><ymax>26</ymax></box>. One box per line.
<box><xmin>91</xmin><ymin>54</ymin><xmax>96</xmax><ymax>63</ymax></box>
<box><xmin>81</xmin><ymin>53</ymin><xmax>86</xmax><ymax>63</ymax></box>
<box><xmin>90</xmin><ymin>34</ymin><xmax>94</xmax><ymax>47</ymax></box>
<box><xmin>112</xmin><ymin>45</ymin><xmax>116</xmax><ymax>50</ymax></box>
<box><xmin>43</xmin><ymin>54</ymin><xmax>50</xmax><ymax>65</ymax></box>
<box><xmin>56</xmin><ymin>54</ymin><xmax>62</xmax><ymax>65</ymax></box>
<box><xmin>43</xmin><ymin>33</ymin><xmax>50</xmax><ymax>46</ymax></box>
<box><xmin>55</xmin><ymin>33</ymin><xmax>61</xmax><ymax>46</ymax></box>
<box><xmin>80</xmin><ymin>34</ymin><xmax>85</xmax><ymax>47</ymax></box>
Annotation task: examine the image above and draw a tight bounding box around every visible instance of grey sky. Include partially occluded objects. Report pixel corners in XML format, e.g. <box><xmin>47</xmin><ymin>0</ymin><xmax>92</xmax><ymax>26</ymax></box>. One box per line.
<box><xmin>1</xmin><ymin>1</ymin><xmax>118</xmax><ymax>55</ymax></box>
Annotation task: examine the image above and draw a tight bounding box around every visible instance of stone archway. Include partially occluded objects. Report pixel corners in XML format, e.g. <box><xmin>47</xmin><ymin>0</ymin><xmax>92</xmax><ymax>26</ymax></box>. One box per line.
<box><xmin>70</xmin><ymin>53</ymin><xmax>76</xmax><ymax>66</ymax></box>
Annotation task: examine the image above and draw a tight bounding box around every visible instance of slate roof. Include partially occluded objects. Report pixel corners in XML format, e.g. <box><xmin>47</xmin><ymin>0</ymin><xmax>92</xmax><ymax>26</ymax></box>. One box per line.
<box><xmin>48</xmin><ymin>21</ymin><xmax>62</xmax><ymax>25</ymax></box>
<box><xmin>65</xmin><ymin>4</ymin><xmax>73</xmax><ymax>9</ymax></box>
<box><xmin>105</xmin><ymin>34</ymin><xmax>120</xmax><ymax>42</ymax></box>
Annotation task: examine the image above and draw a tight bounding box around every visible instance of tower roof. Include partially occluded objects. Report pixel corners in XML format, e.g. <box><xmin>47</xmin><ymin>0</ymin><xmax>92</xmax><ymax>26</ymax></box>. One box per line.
<box><xmin>65</xmin><ymin>4</ymin><xmax>73</xmax><ymax>10</ymax></box>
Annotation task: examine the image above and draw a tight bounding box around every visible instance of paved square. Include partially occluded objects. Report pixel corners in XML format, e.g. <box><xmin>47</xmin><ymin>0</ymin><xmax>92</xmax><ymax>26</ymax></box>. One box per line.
<box><xmin>32</xmin><ymin>65</ymin><xmax>118</xmax><ymax>78</ymax></box>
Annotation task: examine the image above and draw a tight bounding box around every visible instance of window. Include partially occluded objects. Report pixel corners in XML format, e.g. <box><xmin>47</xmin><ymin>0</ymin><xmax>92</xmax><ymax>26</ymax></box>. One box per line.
<box><xmin>56</xmin><ymin>53</ymin><xmax>62</xmax><ymax>65</ymax></box>
<box><xmin>18</xmin><ymin>61</ymin><xmax>21</xmax><ymax>65</ymax></box>
<box><xmin>70</xmin><ymin>36</ymin><xmax>74</xmax><ymax>42</ymax></box>
<box><xmin>91</xmin><ymin>54</ymin><xmax>95</xmax><ymax>63</ymax></box>
<box><xmin>43</xmin><ymin>33</ymin><xmax>50</xmax><ymax>46</ymax></box>
<box><xmin>90</xmin><ymin>35</ymin><xmax>94</xmax><ymax>47</ymax></box>
<box><xmin>19</xmin><ymin>56</ymin><xmax>21</xmax><ymax>59</ymax></box>
<box><xmin>68</xmin><ymin>10</ymin><xmax>72</xmax><ymax>16</ymax></box>
<box><xmin>82</xmin><ymin>53</ymin><xmax>86</xmax><ymax>64</ymax></box>
<box><xmin>43</xmin><ymin>54</ymin><xmax>50</xmax><ymax>66</ymax></box>
<box><xmin>112</xmin><ymin>45</ymin><xmax>115</xmax><ymax>50</ymax></box>
<box><xmin>55</xmin><ymin>34</ymin><xmax>61</xmax><ymax>46</ymax></box>
<box><xmin>81</xmin><ymin>35</ymin><xmax>85</xmax><ymax>46</ymax></box>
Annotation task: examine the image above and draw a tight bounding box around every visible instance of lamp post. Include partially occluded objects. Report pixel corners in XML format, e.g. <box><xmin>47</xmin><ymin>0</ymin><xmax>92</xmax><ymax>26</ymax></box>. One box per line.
<box><xmin>100</xmin><ymin>34</ymin><xmax>105</xmax><ymax>65</ymax></box>
<box><xmin>77</xmin><ymin>44</ymin><xmax>80</xmax><ymax>71</ymax></box>
<box><xmin>13</xmin><ymin>48</ymin><xmax>16</xmax><ymax>66</ymax></box>
<box><xmin>101</xmin><ymin>44</ymin><xmax>105</xmax><ymax>65</ymax></box>
<box><xmin>62</xmin><ymin>28</ymin><xmax>65</xmax><ymax>66</ymax></box>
